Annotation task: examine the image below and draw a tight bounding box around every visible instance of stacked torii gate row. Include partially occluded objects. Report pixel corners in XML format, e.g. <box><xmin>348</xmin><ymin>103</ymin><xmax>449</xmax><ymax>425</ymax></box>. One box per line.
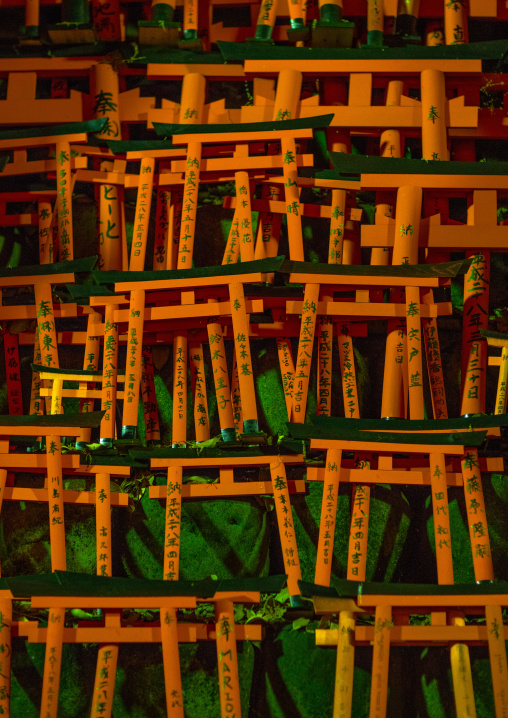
<box><xmin>44</xmin><ymin>279</ymin><xmax>363</xmax><ymax>441</ymax></box>
<box><xmin>289</xmin><ymin>413</ymin><xmax>508</xmax><ymax>718</ymax></box>
<box><xmin>13</xmin><ymin>252</ymin><xmax>471</xmax><ymax>438</ymax></box>
<box><xmin>302</xmin><ymin>578</ymin><xmax>508</xmax><ymax>718</ymax></box>
<box><xmin>14</xmin><ymin>0</ymin><xmax>508</xmax><ymax>47</ymax></box>
<box><xmin>68</xmin><ymin>114</ymin><xmax>335</xmax><ymax>271</ymax></box>
<box><xmin>26</xmin><ymin>255</ymin><xmax>464</xmax><ymax>444</ymax></box>
<box><xmin>43</xmin><ymin>255</ymin><xmax>467</xmax><ymax>445</ymax></box>
<box><xmin>0</xmin><ymin>48</ymin><xmax>505</xmax><ymax>143</ymax></box>
<box><xmin>30</xmin><ymin>351</ymin><xmax>309</xmax><ymax>599</ymax></box>
<box><xmin>0</xmin><ymin>571</ymin><xmax>286</xmax><ymax>718</ymax></box>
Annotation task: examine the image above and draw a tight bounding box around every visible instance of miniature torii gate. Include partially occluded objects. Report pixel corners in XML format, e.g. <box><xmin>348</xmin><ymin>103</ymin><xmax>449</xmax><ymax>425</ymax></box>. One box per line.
<box><xmin>481</xmin><ymin>329</ymin><xmax>508</xmax><ymax>415</ymax></box>
<box><xmin>150</xmin><ymin>114</ymin><xmax>334</xmax><ymax>265</ymax></box>
<box><xmin>304</xmin><ymin>578</ymin><xmax>508</xmax><ymax>718</ymax></box>
<box><xmin>287</xmin><ymin>421</ymin><xmax>497</xmax><ymax>586</ymax></box>
<box><xmin>0</xmin><ymin>120</ymin><xmax>108</xmax><ymax>261</ymax></box>
<box><xmin>90</xmin><ymin>256</ymin><xmax>284</xmax><ymax>440</ymax></box>
<box><xmin>0</xmin><ymin>256</ymin><xmax>98</xmax><ymax>424</ymax></box>
<box><xmin>11</xmin><ymin>572</ymin><xmax>285</xmax><ymax>718</ymax></box>
<box><xmin>137</xmin><ymin>447</ymin><xmax>305</xmax><ymax>600</ymax></box>
<box><xmin>0</xmin><ymin>444</ymin><xmax>131</xmax><ymax>583</ymax></box>
<box><xmin>0</xmin><ymin>412</ymin><xmax>105</xmax><ymax>572</ymax></box>
<box><xmin>69</xmin><ymin>281</ymin><xmax>255</xmax><ymax>445</ymax></box>
<box><xmin>280</xmin><ymin>257</ymin><xmax>467</xmax><ymax>422</ymax></box>
<box><xmin>302</xmin><ymin>412</ymin><xmax>505</xmax><ymax>612</ymax></box>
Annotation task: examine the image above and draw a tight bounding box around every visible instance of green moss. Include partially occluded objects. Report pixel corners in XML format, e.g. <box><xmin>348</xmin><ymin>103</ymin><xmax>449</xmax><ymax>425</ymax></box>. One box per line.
<box><xmin>419</xmin><ymin>647</ymin><xmax>498</xmax><ymax>718</ymax></box>
<box><xmin>122</xmin><ymin>489</ymin><xmax>269</xmax><ymax>581</ymax></box>
<box><xmin>266</xmin><ymin>625</ymin><xmax>337</xmax><ymax>718</ymax></box>
<box><xmin>104</xmin><ymin>637</ymin><xmax>255</xmax><ymax>717</ymax></box>
<box><xmin>11</xmin><ymin>642</ymin><xmax>96</xmax><ymax>717</ymax></box>
<box><xmin>291</xmin><ymin>482</ymin><xmax>410</xmax><ymax>585</ymax></box>
<box><xmin>256</xmin><ymin>367</ymin><xmax>288</xmax><ymax>435</ymax></box>
<box><xmin>181</xmin><ymin>641</ymin><xmax>255</xmax><ymax>717</ymax></box>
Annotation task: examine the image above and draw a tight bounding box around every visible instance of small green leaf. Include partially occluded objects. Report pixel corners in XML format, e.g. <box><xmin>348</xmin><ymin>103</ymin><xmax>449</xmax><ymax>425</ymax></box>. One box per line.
<box><xmin>291</xmin><ymin>617</ymin><xmax>310</xmax><ymax>631</ymax></box>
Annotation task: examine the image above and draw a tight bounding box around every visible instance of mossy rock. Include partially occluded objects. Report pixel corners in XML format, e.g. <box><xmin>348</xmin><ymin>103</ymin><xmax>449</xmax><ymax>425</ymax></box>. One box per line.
<box><xmin>0</xmin><ymin>497</ymin><xmax>53</xmax><ymax>575</ymax></box>
<box><xmin>290</xmin><ymin>482</ymin><xmax>411</xmax><ymax>585</ymax></box>
<box><xmin>181</xmin><ymin>640</ymin><xmax>255</xmax><ymax>718</ymax></box>
<box><xmin>11</xmin><ymin>640</ymin><xmax>96</xmax><ymax>717</ymax></box>
<box><xmin>261</xmin><ymin>625</ymin><xmax>372</xmax><ymax>718</ymax></box>
<box><xmin>108</xmin><ymin>636</ymin><xmax>255</xmax><ymax>717</ymax></box>
<box><xmin>0</xmin><ymin>476</ymin><xmax>121</xmax><ymax>576</ymax></box>
<box><xmin>121</xmin><ymin>488</ymin><xmax>269</xmax><ymax>581</ymax></box>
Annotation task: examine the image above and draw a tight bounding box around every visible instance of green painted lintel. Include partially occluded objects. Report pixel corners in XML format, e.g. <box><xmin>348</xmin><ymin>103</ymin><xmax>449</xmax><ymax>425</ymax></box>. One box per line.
<box><xmin>310</xmin><ymin>414</ymin><xmax>508</xmax><ymax>431</ymax></box>
<box><xmin>0</xmin><ymin>411</ymin><xmax>105</xmax><ymax>429</ymax></box>
<box><xmin>0</xmin><ymin>119</ymin><xmax>107</xmax><ymax>142</ymax></box>
<box><xmin>281</xmin><ymin>257</ymin><xmax>471</xmax><ymax>278</ymax></box>
<box><xmin>329</xmin><ymin>151</ymin><xmax>508</xmax><ymax>177</ymax></box>
<box><xmin>286</xmin><ymin>423</ymin><xmax>487</xmax><ymax>446</ymax></box>
<box><xmin>93</xmin><ymin>255</ymin><xmax>286</xmax><ymax>285</ymax></box>
<box><xmin>0</xmin><ymin>256</ymin><xmax>97</xmax><ymax>279</ymax></box>
<box><xmin>153</xmin><ymin>114</ymin><xmax>334</xmax><ymax>138</ymax></box>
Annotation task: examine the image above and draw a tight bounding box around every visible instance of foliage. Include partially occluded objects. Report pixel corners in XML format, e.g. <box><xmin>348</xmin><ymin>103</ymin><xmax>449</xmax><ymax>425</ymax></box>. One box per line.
<box><xmin>176</xmin><ymin>587</ymin><xmax>303</xmax><ymax>628</ymax></box>
<box><xmin>490</xmin><ymin>306</ymin><xmax>508</xmax><ymax>333</ymax></box>
<box><xmin>480</xmin><ymin>79</ymin><xmax>505</xmax><ymax>111</ymax></box>
<box><xmin>120</xmin><ymin>471</ymin><xmax>155</xmax><ymax>509</ymax></box>
<box><xmin>244</xmin><ymin>81</ymin><xmax>253</xmax><ymax>106</ymax></box>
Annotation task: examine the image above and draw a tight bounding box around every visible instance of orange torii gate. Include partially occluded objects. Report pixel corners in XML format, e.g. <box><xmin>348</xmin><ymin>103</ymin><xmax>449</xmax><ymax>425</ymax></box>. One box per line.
<box><xmin>151</xmin><ymin>113</ymin><xmax>334</xmax><ymax>264</ymax></box>
<box><xmin>304</xmin><ymin>578</ymin><xmax>508</xmax><ymax>718</ymax></box>
<box><xmin>137</xmin><ymin>448</ymin><xmax>305</xmax><ymax>599</ymax></box>
<box><xmin>0</xmin><ymin>446</ymin><xmax>131</xmax><ymax>582</ymax></box>
<box><xmin>329</xmin><ymin>154</ymin><xmax>507</xmax><ymax>417</ymax></box>
<box><xmin>0</xmin><ymin>412</ymin><xmax>105</xmax><ymax>572</ymax></box>
<box><xmin>1</xmin><ymin>260</ymin><xmax>96</xmax><ymax>425</ymax></box>
<box><xmin>47</xmin><ymin>268</ymin><xmax>319</xmax><ymax>442</ymax></box>
<box><xmin>280</xmin><ymin>257</ymin><xmax>467</xmax><ymax>422</ymax></box>
<box><xmin>90</xmin><ymin>256</ymin><xmax>285</xmax><ymax>441</ymax></box>
<box><xmin>0</xmin><ymin>120</ymin><xmax>107</xmax><ymax>261</ymax></box>
<box><xmin>0</xmin><ymin>256</ymin><xmax>98</xmax><ymax>422</ymax></box>
<box><xmin>481</xmin><ymin>329</ymin><xmax>508</xmax><ymax>415</ymax></box>
<box><xmin>288</xmin><ymin>417</ymin><xmax>504</xmax><ymax>586</ymax></box>
<box><xmin>11</xmin><ymin>572</ymin><xmax>284</xmax><ymax>718</ymax></box>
